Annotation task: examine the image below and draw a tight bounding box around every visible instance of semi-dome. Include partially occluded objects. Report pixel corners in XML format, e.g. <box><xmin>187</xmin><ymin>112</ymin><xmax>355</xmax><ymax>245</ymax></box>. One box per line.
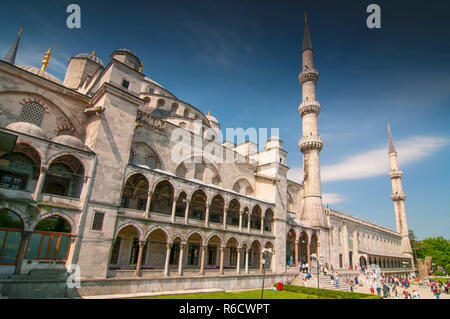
<box><xmin>74</xmin><ymin>53</ymin><xmax>105</xmax><ymax>67</ymax></box>
<box><xmin>52</xmin><ymin>135</ymin><xmax>85</xmax><ymax>149</ymax></box>
<box><xmin>18</xmin><ymin>65</ymin><xmax>62</xmax><ymax>84</ymax></box>
<box><xmin>6</xmin><ymin>121</ymin><xmax>48</xmax><ymax>139</ymax></box>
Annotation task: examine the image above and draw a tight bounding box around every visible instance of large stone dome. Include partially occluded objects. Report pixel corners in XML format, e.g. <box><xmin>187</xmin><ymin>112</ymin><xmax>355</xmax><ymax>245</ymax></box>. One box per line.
<box><xmin>74</xmin><ymin>53</ymin><xmax>105</xmax><ymax>67</ymax></box>
<box><xmin>18</xmin><ymin>65</ymin><xmax>62</xmax><ymax>84</ymax></box>
<box><xmin>6</xmin><ymin>121</ymin><xmax>48</xmax><ymax>139</ymax></box>
<box><xmin>52</xmin><ymin>135</ymin><xmax>85</xmax><ymax>149</ymax></box>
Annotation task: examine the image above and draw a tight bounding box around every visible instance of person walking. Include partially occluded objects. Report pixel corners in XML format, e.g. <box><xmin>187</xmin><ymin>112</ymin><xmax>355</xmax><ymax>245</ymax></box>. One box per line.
<box><xmin>335</xmin><ymin>273</ymin><xmax>339</xmax><ymax>288</ymax></box>
<box><xmin>412</xmin><ymin>290</ymin><xmax>420</xmax><ymax>299</ymax></box>
<box><xmin>433</xmin><ymin>286</ymin><xmax>441</xmax><ymax>300</ymax></box>
<box><xmin>376</xmin><ymin>281</ymin><xmax>382</xmax><ymax>296</ymax></box>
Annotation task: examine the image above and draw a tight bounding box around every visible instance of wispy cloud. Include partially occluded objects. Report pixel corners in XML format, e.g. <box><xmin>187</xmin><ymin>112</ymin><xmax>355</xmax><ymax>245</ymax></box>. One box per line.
<box><xmin>321</xmin><ymin>136</ymin><xmax>449</xmax><ymax>182</ymax></box>
<box><xmin>322</xmin><ymin>193</ymin><xmax>345</xmax><ymax>205</ymax></box>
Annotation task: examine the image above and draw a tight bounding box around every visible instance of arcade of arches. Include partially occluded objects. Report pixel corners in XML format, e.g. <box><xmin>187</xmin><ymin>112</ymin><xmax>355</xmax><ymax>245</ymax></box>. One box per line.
<box><xmin>109</xmin><ymin>225</ymin><xmax>275</xmax><ymax>277</ymax></box>
<box><xmin>286</xmin><ymin>229</ymin><xmax>319</xmax><ymax>266</ymax></box>
<box><xmin>119</xmin><ymin>175</ymin><xmax>274</xmax><ymax>232</ymax></box>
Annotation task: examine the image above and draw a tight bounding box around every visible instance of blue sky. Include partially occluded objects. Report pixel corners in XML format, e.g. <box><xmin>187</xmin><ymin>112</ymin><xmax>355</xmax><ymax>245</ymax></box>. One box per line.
<box><xmin>1</xmin><ymin>0</ymin><xmax>449</xmax><ymax>239</ymax></box>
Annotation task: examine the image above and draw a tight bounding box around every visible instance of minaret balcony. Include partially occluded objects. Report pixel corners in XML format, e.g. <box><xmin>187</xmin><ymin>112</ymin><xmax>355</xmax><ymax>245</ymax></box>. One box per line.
<box><xmin>298</xmin><ymin>100</ymin><xmax>321</xmax><ymax>117</ymax></box>
<box><xmin>299</xmin><ymin>135</ymin><xmax>324</xmax><ymax>152</ymax></box>
<box><xmin>390</xmin><ymin>192</ymin><xmax>406</xmax><ymax>201</ymax></box>
<box><xmin>298</xmin><ymin>68</ymin><xmax>319</xmax><ymax>84</ymax></box>
<box><xmin>388</xmin><ymin>170</ymin><xmax>403</xmax><ymax>179</ymax></box>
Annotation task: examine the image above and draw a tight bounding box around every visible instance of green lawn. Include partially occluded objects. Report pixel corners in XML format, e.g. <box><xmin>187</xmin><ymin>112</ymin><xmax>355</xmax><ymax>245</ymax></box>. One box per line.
<box><xmin>429</xmin><ymin>277</ymin><xmax>450</xmax><ymax>284</ymax></box>
<box><xmin>136</xmin><ymin>289</ymin><xmax>326</xmax><ymax>299</ymax></box>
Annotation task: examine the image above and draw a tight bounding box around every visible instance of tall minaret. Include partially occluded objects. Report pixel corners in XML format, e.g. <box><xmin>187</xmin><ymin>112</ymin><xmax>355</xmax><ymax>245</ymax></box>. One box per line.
<box><xmin>3</xmin><ymin>27</ymin><xmax>23</xmax><ymax>65</ymax></box>
<box><xmin>388</xmin><ymin>124</ymin><xmax>413</xmax><ymax>257</ymax></box>
<box><xmin>298</xmin><ymin>14</ymin><xmax>327</xmax><ymax>228</ymax></box>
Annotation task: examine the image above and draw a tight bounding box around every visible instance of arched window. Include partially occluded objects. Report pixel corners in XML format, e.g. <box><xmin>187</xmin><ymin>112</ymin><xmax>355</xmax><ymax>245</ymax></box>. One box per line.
<box><xmin>0</xmin><ymin>209</ymin><xmax>24</xmax><ymax>265</ymax></box>
<box><xmin>176</xmin><ymin>163</ymin><xmax>186</xmax><ymax>179</ymax></box>
<box><xmin>171</xmin><ymin>103</ymin><xmax>179</xmax><ymax>113</ymax></box>
<box><xmin>179</xmin><ymin>122</ymin><xmax>186</xmax><ymax>128</ymax></box>
<box><xmin>42</xmin><ymin>155</ymin><xmax>85</xmax><ymax>198</ymax></box>
<box><xmin>211</xmin><ymin>176</ymin><xmax>220</xmax><ymax>186</ymax></box>
<box><xmin>145</xmin><ymin>153</ymin><xmax>160</xmax><ymax>170</ymax></box>
<box><xmin>157</xmin><ymin>99</ymin><xmax>165</xmax><ymax>108</ymax></box>
<box><xmin>0</xmin><ymin>153</ymin><xmax>35</xmax><ymax>190</ymax></box>
<box><xmin>26</xmin><ymin>216</ymin><xmax>71</xmax><ymax>261</ymax></box>
<box><xmin>19</xmin><ymin>102</ymin><xmax>45</xmax><ymax>127</ymax></box>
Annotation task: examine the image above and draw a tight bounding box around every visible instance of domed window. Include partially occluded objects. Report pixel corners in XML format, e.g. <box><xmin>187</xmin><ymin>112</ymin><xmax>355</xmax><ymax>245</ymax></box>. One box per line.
<box><xmin>211</xmin><ymin>176</ymin><xmax>220</xmax><ymax>185</ymax></box>
<box><xmin>176</xmin><ymin>164</ymin><xmax>186</xmax><ymax>179</ymax></box>
<box><xmin>145</xmin><ymin>154</ymin><xmax>160</xmax><ymax>170</ymax></box>
<box><xmin>19</xmin><ymin>102</ymin><xmax>45</xmax><ymax>127</ymax></box>
<box><xmin>57</xmin><ymin>128</ymin><xmax>74</xmax><ymax>136</ymax></box>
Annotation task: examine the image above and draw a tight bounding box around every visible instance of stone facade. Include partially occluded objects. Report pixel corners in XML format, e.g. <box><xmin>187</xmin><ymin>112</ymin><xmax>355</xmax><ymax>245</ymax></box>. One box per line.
<box><xmin>0</xmin><ymin>22</ymin><xmax>414</xmax><ymax>298</ymax></box>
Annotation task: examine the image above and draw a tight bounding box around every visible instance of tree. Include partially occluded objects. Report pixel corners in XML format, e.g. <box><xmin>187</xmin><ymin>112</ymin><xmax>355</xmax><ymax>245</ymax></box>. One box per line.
<box><xmin>415</xmin><ymin>236</ymin><xmax>450</xmax><ymax>270</ymax></box>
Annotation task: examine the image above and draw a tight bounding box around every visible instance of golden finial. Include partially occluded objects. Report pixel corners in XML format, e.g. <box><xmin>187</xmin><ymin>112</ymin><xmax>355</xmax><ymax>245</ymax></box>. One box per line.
<box><xmin>208</xmin><ymin>110</ymin><xmax>210</xmax><ymax>116</ymax></box>
<box><xmin>139</xmin><ymin>63</ymin><xmax>143</xmax><ymax>73</ymax></box>
<box><xmin>18</xmin><ymin>27</ymin><xmax>23</xmax><ymax>37</ymax></box>
<box><xmin>305</xmin><ymin>12</ymin><xmax>307</xmax><ymax>23</ymax></box>
<box><xmin>40</xmin><ymin>48</ymin><xmax>52</xmax><ymax>72</ymax></box>
<box><xmin>388</xmin><ymin>123</ymin><xmax>391</xmax><ymax>135</ymax></box>
<box><xmin>91</xmin><ymin>49</ymin><xmax>96</xmax><ymax>56</ymax></box>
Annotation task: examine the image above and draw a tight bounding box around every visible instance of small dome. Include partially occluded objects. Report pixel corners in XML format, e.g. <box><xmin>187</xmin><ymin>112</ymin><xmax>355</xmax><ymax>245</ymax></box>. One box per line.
<box><xmin>18</xmin><ymin>65</ymin><xmax>62</xmax><ymax>84</ymax></box>
<box><xmin>52</xmin><ymin>135</ymin><xmax>85</xmax><ymax>149</ymax></box>
<box><xmin>6</xmin><ymin>121</ymin><xmax>48</xmax><ymax>139</ymax></box>
<box><xmin>74</xmin><ymin>53</ymin><xmax>105</xmax><ymax>67</ymax></box>
<box><xmin>117</xmin><ymin>48</ymin><xmax>137</xmax><ymax>56</ymax></box>
<box><xmin>206</xmin><ymin>114</ymin><xmax>219</xmax><ymax>125</ymax></box>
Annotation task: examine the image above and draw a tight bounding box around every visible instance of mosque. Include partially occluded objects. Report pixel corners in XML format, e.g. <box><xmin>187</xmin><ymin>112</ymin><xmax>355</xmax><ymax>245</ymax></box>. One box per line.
<box><xmin>0</xmin><ymin>19</ymin><xmax>414</xmax><ymax>298</ymax></box>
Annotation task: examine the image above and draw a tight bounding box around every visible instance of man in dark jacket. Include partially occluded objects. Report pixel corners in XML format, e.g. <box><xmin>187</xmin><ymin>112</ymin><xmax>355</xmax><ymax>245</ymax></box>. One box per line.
<box><xmin>382</xmin><ymin>282</ymin><xmax>389</xmax><ymax>298</ymax></box>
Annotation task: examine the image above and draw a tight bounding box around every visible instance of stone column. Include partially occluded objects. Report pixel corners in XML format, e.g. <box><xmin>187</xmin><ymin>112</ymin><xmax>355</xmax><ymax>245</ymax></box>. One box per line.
<box><xmin>343</xmin><ymin>222</ymin><xmax>349</xmax><ymax>268</ymax></box>
<box><xmin>294</xmin><ymin>240</ymin><xmax>299</xmax><ymax>266</ymax></box>
<box><xmin>171</xmin><ymin>199</ymin><xmax>177</xmax><ymax>223</ymax></box>
<box><xmin>353</xmin><ymin>229</ymin><xmax>359</xmax><ymax>268</ymax></box>
<box><xmin>135</xmin><ymin>240</ymin><xmax>146</xmax><ymax>277</ymax></box>
<box><xmin>178</xmin><ymin>243</ymin><xmax>185</xmax><ymax>276</ymax></box>
<box><xmin>204</xmin><ymin>204</ymin><xmax>210</xmax><ymax>227</ymax></box>
<box><xmin>236</xmin><ymin>248</ymin><xmax>241</xmax><ymax>274</ymax></box>
<box><xmin>223</xmin><ymin>207</ymin><xmax>227</xmax><ymax>230</ymax></box>
<box><xmin>199</xmin><ymin>246</ymin><xmax>206</xmax><ymax>275</ymax></box>
<box><xmin>219</xmin><ymin>246</ymin><xmax>225</xmax><ymax>275</ymax></box>
<box><xmin>164</xmin><ymin>243</ymin><xmax>172</xmax><ymax>277</ymax></box>
<box><xmin>239</xmin><ymin>212</ymin><xmax>243</xmax><ymax>231</ymax></box>
<box><xmin>247</xmin><ymin>215</ymin><xmax>251</xmax><ymax>233</ymax></box>
<box><xmin>184</xmin><ymin>200</ymin><xmax>190</xmax><ymax>224</ymax></box>
<box><xmin>245</xmin><ymin>248</ymin><xmax>249</xmax><ymax>274</ymax></box>
<box><xmin>260</xmin><ymin>216</ymin><xmax>264</xmax><ymax>234</ymax></box>
<box><xmin>307</xmin><ymin>240</ymin><xmax>311</xmax><ymax>265</ymax></box>
<box><xmin>259</xmin><ymin>250</ymin><xmax>264</xmax><ymax>273</ymax></box>
<box><xmin>13</xmin><ymin>230</ymin><xmax>32</xmax><ymax>275</ymax></box>
<box><xmin>145</xmin><ymin>191</ymin><xmax>152</xmax><ymax>217</ymax></box>
<box><xmin>32</xmin><ymin>167</ymin><xmax>47</xmax><ymax>201</ymax></box>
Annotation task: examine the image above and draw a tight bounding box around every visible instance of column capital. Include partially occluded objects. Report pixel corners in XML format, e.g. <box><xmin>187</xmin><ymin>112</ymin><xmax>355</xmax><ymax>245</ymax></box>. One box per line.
<box><xmin>22</xmin><ymin>230</ymin><xmax>33</xmax><ymax>238</ymax></box>
<box><xmin>139</xmin><ymin>240</ymin><xmax>147</xmax><ymax>246</ymax></box>
<box><xmin>40</xmin><ymin>166</ymin><xmax>48</xmax><ymax>173</ymax></box>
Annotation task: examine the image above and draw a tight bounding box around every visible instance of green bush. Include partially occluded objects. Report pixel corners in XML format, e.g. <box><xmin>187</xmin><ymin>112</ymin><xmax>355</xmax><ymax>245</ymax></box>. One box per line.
<box><xmin>274</xmin><ymin>284</ymin><xmax>382</xmax><ymax>299</ymax></box>
<box><xmin>446</xmin><ymin>264</ymin><xmax>450</xmax><ymax>275</ymax></box>
<box><xmin>435</xmin><ymin>270</ymin><xmax>445</xmax><ymax>276</ymax></box>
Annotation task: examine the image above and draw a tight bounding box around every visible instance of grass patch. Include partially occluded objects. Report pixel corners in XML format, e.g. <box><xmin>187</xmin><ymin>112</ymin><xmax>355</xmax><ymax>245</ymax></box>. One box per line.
<box><xmin>279</xmin><ymin>284</ymin><xmax>382</xmax><ymax>299</ymax></box>
<box><xmin>429</xmin><ymin>277</ymin><xmax>450</xmax><ymax>284</ymax></box>
<box><xmin>136</xmin><ymin>289</ymin><xmax>326</xmax><ymax>299</ymax></box>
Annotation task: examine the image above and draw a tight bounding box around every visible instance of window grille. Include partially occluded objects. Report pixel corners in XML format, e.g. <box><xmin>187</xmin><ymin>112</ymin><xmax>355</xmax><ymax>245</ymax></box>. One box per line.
<box><xmin>19</xmin><ymin>102</ymin><xmax>45</xmax><ymax>127</ymax></box>
<box><xmin>91</xmin><ymin>211</ymin><xmax>105</xmax><ymax>231</ymax></box>
<box><xmin>57</xmin><ymin>128</ymin><xmax>74</xmax><ymax>136</ymax></box>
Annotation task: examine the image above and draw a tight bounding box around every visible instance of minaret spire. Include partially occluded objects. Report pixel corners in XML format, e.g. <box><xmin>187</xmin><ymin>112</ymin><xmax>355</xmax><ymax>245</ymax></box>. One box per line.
<box><xmin>388</xmin><ymin>123</ymin><xmax>396</xmax><ymax>154</ymax></box>
<box><xmin>387</xmin><ymin>126</ymin><xmax>413</xmax><ymax>259</ymax></box>
<box><xmin>298</xmin><ymin>16</ymin><xmax>327</xmax><ymax>229</ymax></box>
<box><xmin>3</xmin><ymin>27</ymin><xmax>23</xmax><ymax>65</ymax></box>
<box><xmin>302</xmin><ymin>13</ymin><xmax>313</xmax><ymax>52</ymax></box>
